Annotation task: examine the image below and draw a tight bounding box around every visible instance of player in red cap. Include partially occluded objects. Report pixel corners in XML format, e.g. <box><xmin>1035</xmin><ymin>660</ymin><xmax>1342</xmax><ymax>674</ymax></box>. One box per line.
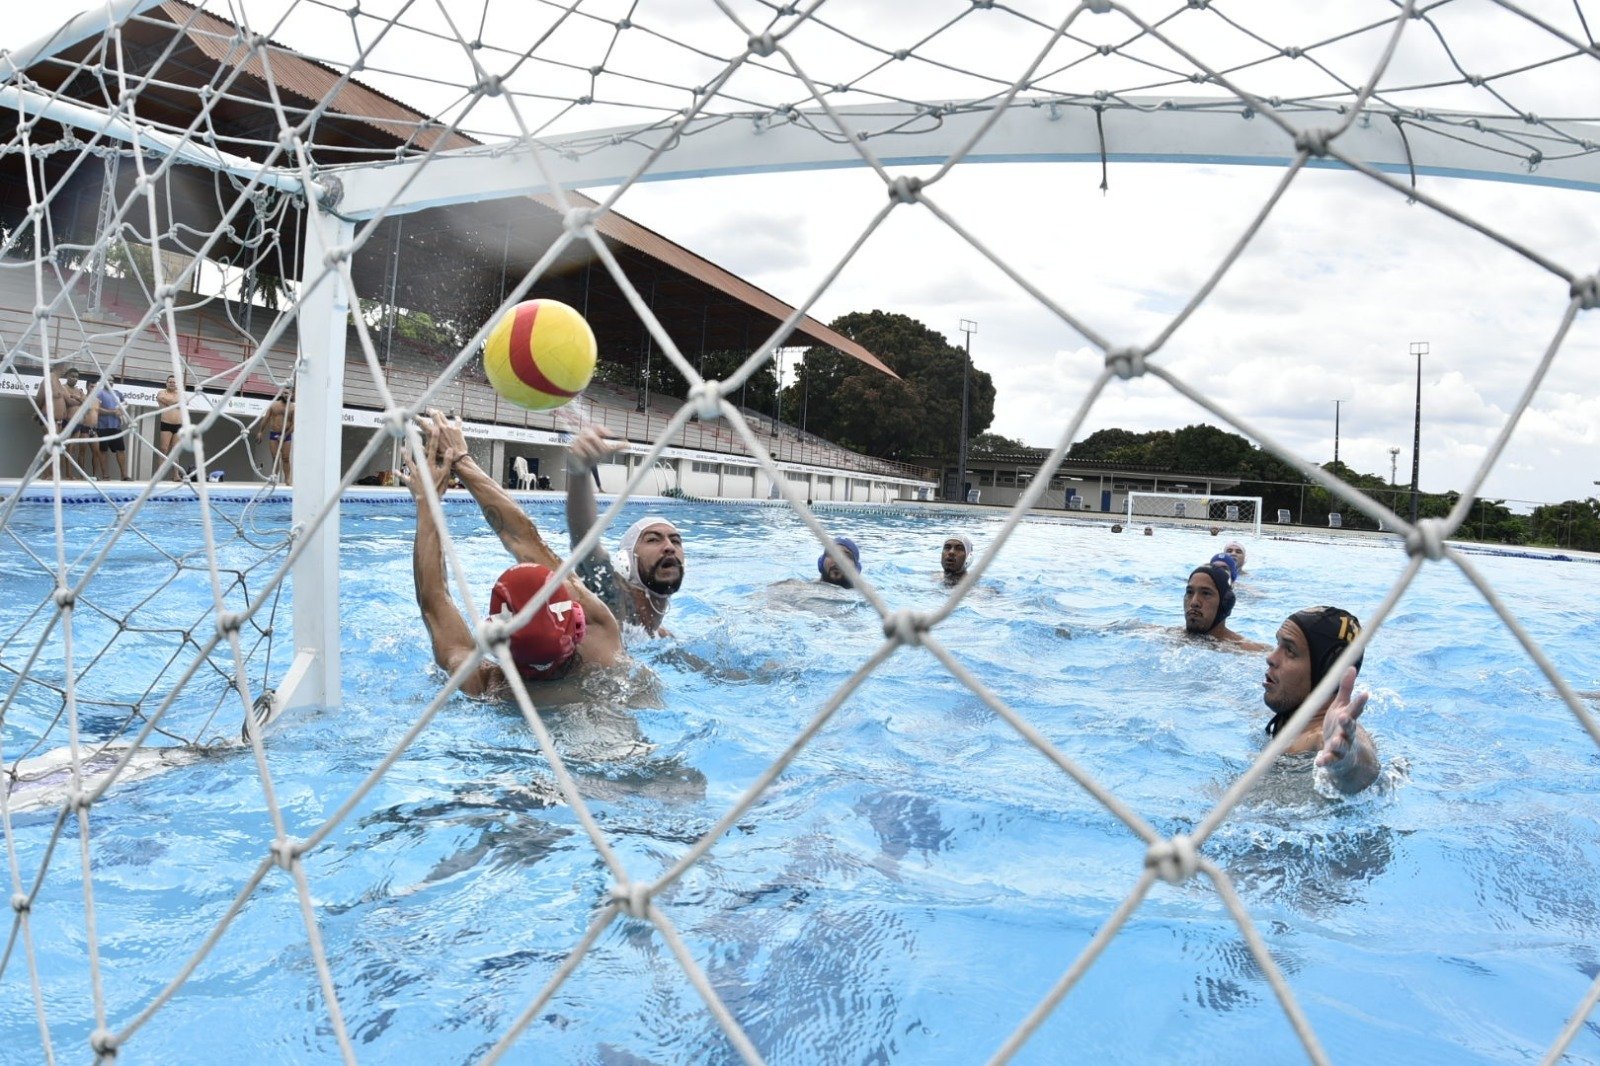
<box><xmin>404</xmin><ymin>411</ymin><xmax>624</xmax><ymax>697</ymax></box>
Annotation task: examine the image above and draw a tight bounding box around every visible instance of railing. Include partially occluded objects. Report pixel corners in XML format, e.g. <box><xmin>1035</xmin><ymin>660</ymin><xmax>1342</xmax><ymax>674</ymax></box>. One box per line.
<box><xmin>1</xmin><ymin>270</ymin><xmax>936</xmax><ymax>484</ymax></box>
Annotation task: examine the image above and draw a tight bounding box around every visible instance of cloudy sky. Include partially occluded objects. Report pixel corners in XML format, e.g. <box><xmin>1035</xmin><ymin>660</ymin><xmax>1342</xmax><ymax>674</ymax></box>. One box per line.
<box><xmin>593</xmin><ymin>160</ymin><xmax>1600</xmax><ymax>507</ymax></box>
<box><xmin>11</xmin><ymin>1</ymin><xmax>1600</xmax><ymax>505</ymax></box>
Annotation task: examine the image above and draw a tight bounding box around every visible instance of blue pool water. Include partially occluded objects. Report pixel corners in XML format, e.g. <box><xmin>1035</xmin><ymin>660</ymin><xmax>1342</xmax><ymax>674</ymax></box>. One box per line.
<box><xmin>2</xmin><ymin>497</ymin><xmax>1599</xmax><ymax>1064</ymax></box>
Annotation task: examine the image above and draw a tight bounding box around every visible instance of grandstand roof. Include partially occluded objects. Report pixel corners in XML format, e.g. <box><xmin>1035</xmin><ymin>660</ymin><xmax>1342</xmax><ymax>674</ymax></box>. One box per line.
<box><xmin>0</xmin><ymin>0</ymin><xmax>894</xmax><ymax>378</ymax></box>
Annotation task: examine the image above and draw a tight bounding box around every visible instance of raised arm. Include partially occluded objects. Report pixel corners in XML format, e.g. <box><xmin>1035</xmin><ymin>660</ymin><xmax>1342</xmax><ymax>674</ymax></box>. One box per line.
<box><xmin>403</xmin><ymin>419</ymin><xmax>499</xmax><ymax>698</ymax></box>
<box><xmin>421</xmin><ymin>411</ymin><xmax>627</xmax><ymax>670</ymax></box>
<box><xmin>424</xmin><ymin>411</ymin><xmax>562</xmax><ymax>569</ymax></box>
<box><xmin>564</xmin><ymin>424</ymin><xmax>627</xmax><ymax>567</ymax></box>
<box><xmin>1314</xmin><ymin>666</ymin><xmax>1380</xmax><ymax>794</ymax></box>
<box><xmin>34</xmin><ymin>379</ymin><xmax>56</xmax><ymax>424</ymax></box>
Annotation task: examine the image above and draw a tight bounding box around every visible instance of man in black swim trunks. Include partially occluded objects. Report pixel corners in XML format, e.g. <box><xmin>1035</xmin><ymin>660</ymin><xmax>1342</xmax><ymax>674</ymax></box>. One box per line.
<box><xmin>1261</xmin><ymin>605</ymin><xmax>1378</xmax><ymax>794</ymax></box>
<box><xmin>253</xmin><ymin>385</ymin><xmax>295</xmax><ymax>485</ymax></box>
<box><xmin>563</xmin><ymin>425</ymin><xmax>684</xmax><ymax>636</ymax></box>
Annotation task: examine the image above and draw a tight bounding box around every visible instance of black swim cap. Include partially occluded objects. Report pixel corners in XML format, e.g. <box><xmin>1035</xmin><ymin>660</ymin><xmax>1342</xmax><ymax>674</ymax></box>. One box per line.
<box><xmin>1188</xmin><ymin>564</ymin><xmax>1235</xmax><ymax>631</ymax></box>
<box><xmin>1288</xmin><ymin>606</ymin><xmax>1363</xmax><ymax>690</ymax></box>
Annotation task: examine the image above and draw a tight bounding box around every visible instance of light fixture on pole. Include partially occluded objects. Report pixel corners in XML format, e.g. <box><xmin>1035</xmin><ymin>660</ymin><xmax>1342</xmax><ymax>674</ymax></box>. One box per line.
<box><xmin>1409</xmin><ymin>341</ymin><xmax>1428</xmax><ymax>524</ymax></box>
<box><xmin>1333</xmin><ymin>399</ymin><xmax>1347</xmax><ymax>469</ymax></box>
<box><xmin>957</xmin><ymin>319</ymin><xmax>976</xmax><ymax>503</ymax></box>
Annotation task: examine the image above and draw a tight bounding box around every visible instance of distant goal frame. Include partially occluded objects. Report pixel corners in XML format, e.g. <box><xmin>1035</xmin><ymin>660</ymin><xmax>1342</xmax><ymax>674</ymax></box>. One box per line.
<box><xmin>1125</xmin><ymin>491</ymin><xmax>1263</xmax><ymax>537</ymax></box>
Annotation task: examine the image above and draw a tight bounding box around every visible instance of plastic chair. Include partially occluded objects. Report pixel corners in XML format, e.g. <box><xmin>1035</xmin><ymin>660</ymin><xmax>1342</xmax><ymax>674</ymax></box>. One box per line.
<box><xmin>511</xmin><ymin>455</ymin><xmax>534</xmax><ymax>490</ymax></box>
<box><xmin>1328</xmin><ymin>512</ymin><xmax>1342</xmax><ymax>528</ymax></box>
<box><xmin>1276</xmin><ymin>508</ymin><xmax>1291</xmax><ymax>523</ymax></box>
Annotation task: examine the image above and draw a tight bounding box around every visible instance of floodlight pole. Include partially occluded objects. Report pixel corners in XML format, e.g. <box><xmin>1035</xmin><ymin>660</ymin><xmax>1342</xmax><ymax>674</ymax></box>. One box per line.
<box><xmin>1333</xmin><ymin>399</ymin><xmax>1347</xmax><ymax>469</ymax></box>
<box><xmin>1409</xmin><ymin>341</ymin><xmax>1427</xmax><ymax>524</ymax></box>
<box><xmin>958</xmin><ymin>319</ymin><xmax>975</xmax><ymax>503</ymax></box>
<box><xmin>800</xmin><ymin>359</ymin><xmax>809</xmax><ymax>434</ymax></box>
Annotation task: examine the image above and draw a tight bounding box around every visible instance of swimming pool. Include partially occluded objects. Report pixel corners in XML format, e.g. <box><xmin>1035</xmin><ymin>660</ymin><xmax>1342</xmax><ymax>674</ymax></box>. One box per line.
<box><xmin>3</xmin><ymin>496</ymin><xmax>1598</xmax><ymax>1064</ymax></box>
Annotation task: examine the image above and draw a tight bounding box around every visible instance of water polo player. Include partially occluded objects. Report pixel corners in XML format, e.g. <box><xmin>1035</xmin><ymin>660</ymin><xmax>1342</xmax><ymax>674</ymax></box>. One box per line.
<box><xmin>406</xmin><ymin>411</ymin><xmax>623</xmax><ymax>697</ymax></box>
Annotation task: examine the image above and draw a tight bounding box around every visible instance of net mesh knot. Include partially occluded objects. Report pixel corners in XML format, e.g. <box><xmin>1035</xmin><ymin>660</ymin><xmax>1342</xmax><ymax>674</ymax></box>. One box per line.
<box><xmin>1087</xmin><ymin>0</ymin><xmax>1113</xmax><ymax>13</ymax></box>
<box><xmin>1570</xmin><ymin>275</ymin><xmax>1600</xmax><ymax>310</ymax></box>
<box><xmin>1106</xmin><ymin>346</ymin><xmax>1147</xmax><ymax>379</ymax></box>
<box><xmin>1406</xmin><ymin>517</ymin><xmax>1449</xmax><ymax>561</ymax></box>
<box><xmin>882</xmin><ymin>609</ymin><xmax>930</xmax><ymax>647</ymax></box>
<box><xmin>52</xmin><ymin>587</ymin><xmax>76</xmax><ymax>609</ymax></box>
<box><xmin>1145</xmin><ymin>833</ymin><xmax>1199</xmax><ymax>884</ymax></box>
<box><xmin>563</xmin><ymin>207</ymin><xmax>595</xmax><ymax>234</ymax></box>
<box><xmin>11</xmin><ymin>892</ymin><xmax>29</xmax><ymax>913</ymax></box>
<box><xmin>748</xmin><ymin>33</ymin><xmax>778</xmax><ymax>58</ymax></box>
<box><xmin>215</xmin><ymin>612</ymin><xmax>243</xmax><ymax>637</ymax></box>
<box><xmin>270</xmin><ymin>837</ymin><xmax>302</xmax><ymax>871</ymax></box>
<box><xmin>611</xmin><ymin>881</ymin><xmax>652</xmax><ymax>919</ymax></box>
<box><xmin>687</xmin><ymin>381</ymin><xmax>724</xmax><ymax>421</ymax></box>
<box><xmin>1294</xmin><ymin>128</ymin><xmax>1332</xmax><ymax>156</ymax></box>
<box><xmin>887</xmin><ymin>176</ymin><xmax>924</xmax><ymax>204</ymax></box>
<box><xmin>89</xmin><ymin>1028</ymin><xmax>118</xmax><ymax>1056</ymax></box>
<box><xmin>477</xmin><ymin>615</ymin><xmax>514</xmax><ymax>653</ymax></box>
<box><xmin>475</xmin><ymin>75</ymin><xmax>503</xmax><ymax>97</ymax></box>
<box><xmin>43</xmin><ymin>432</ymin><xmax>62</xmax><ymax>452</ymax></box>
<box><xmin>383</xmin><ymin>409</ymin><xmax>410</xmax><ymax>439</ymax></box>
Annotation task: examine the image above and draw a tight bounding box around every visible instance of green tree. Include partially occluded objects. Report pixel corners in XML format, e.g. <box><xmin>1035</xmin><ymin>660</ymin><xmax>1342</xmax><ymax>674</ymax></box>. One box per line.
<box><xmin>1529</xmin><ymin>498</ymin><xmax>1600</xmax><ymax>551</ymax></box>
<box><xmin>102</xmin><ymin>239</ymin><xmax>159</xmax><ymax>290</ymax></box>
<box><xmin>1068</xmin><ymin>427</ymin><xmax>1151</xmax><ymax>463</ymax></box>
<box><xmin>784</xmin><ymin>310</ymin><xmax>995</xmax><ymax>460</ymax></box>
<box><xmin>652</xmin><ymin>349</ymin><xmax>779</xmax><ymax>413</ymax></box>
<box><xmin>970</xmin><ymin>431</ymin><xmax>1030</xmax><ymax>454</ymax></box>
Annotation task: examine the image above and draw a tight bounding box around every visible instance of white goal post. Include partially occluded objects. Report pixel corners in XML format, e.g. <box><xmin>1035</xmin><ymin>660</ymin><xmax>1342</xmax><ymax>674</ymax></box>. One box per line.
<box><xmin>1126</xmin><ymin>492</ymin><xmax>1262</xmax><ymax>537</ymax></box>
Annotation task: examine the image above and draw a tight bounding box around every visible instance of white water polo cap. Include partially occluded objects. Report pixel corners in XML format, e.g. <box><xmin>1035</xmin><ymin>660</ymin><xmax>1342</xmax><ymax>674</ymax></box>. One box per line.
<box><xmin>616</xmin><ymin>516</ymin><xmax>681</xmax><ymax>597</ymax></box>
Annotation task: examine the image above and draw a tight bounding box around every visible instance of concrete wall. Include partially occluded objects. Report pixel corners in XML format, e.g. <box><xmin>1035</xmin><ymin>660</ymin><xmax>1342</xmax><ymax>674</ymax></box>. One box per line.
<box><xmin>1</xmin><ymin>391</ymin><xmax>931</xmax><ymax>501</ymax></box>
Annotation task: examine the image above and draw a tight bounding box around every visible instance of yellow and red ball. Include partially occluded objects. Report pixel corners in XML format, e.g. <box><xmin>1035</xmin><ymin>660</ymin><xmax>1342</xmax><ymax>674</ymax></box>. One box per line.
<box><xmin>482</xmin><ymin>298</ymin><xmax>597</xmax><ymax>410</ymax></box>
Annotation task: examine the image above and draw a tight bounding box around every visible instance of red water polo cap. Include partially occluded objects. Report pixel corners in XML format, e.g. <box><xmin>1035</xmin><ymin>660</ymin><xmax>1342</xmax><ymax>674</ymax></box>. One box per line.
<box><xmin>488</xmin><ymin>563</ymin><xmax>586</xmax><ymax>678</ymax></box>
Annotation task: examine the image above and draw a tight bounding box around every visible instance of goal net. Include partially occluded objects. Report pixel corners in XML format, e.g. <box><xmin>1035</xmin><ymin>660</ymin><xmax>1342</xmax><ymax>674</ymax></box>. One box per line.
<box><xmin>1126</xmin><ymin>492</ymin><xmax>1262</xmax><ymax>537</ymax></box>
<box><xmin>2</xmin><ymin>1</ymin><xmax>1598</xmax><ymax>1063</ymax></box>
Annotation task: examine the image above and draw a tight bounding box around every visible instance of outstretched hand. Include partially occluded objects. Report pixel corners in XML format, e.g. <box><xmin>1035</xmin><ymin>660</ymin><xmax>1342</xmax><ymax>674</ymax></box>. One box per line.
<box><xmin>567</xmin><ymin>424</ymin><xmax>626</xmax><ymax>472</ymax></box>
<box><xmin>399</xmin><ymin>410</ymin><xmax>464</xmax><ymax>500</ymax></box>
<box><xmin>1315</xmin><ymin>666</ymin><xmax>1369</xmax><ymax>769</ymax></box>
<box><xmin>426</xmin><ymin>409</ymin><xmax>471</xmax><ymax>465</ymax></box>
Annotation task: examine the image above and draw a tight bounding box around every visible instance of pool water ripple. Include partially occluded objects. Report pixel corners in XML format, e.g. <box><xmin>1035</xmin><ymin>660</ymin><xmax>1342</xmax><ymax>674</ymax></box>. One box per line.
<box><xmin>2</xmin><ymin>500</ymin><xmax>1598</xmax><ymax>1063</ymax></box>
